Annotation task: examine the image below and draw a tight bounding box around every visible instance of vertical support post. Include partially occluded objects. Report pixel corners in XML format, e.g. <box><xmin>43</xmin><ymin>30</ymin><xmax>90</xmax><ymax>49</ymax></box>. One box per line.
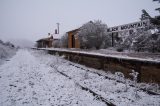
<box><xmin>135</xmin><ymin>64</ymin><xmax>141</xmax><ymax>82</ymax></box>
<box><xmin>111</xmin><ymin>33</ymin><xmax>114</xmax><ymax>47</ymax></box>
<box><xmin>100</xmin><ymin>59</ymin><xmax>105</xmax><ymax>70</ymax></box>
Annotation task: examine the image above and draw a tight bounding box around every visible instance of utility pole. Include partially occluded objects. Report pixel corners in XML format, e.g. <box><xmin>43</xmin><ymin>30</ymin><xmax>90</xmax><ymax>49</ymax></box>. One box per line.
<box><xmin>57</xmin><ymin>23</ymin><xmax>60</xmax><ymax>34</ymax></box>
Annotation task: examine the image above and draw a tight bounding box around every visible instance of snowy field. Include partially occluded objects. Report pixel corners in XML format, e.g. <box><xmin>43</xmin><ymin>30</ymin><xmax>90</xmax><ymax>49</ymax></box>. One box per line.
<box><xmin>0</xmin><ymin>49</ymin><xmax>160</xmax><ymax>106</ymax></box>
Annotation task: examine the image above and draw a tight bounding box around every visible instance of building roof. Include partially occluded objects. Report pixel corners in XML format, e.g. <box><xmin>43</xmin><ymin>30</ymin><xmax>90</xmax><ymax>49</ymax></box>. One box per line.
<box><xmin>52</xmin><ymin>34</ymin><xmax>63</xmax><ymax>40</ymax></box>
<box><xmin>66</xmin><ymin>28</ymin><xmax>80</xmax><ymax>33</ymax></box>
<box><xmin>36</xmin><ymin>36</ymin><xmax>53</xmax><ymax>42</ymax></box>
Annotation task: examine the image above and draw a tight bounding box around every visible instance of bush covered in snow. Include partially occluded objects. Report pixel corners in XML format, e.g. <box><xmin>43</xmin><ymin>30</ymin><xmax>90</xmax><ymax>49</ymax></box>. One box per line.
<box><xmin>60</xmin><ymin>33</ymin><xmax>68</xmax><ymax>48</ymax></box>
<box><xmin>0</xmin><ymin>39</ymin><xmax>17</xmax><ymax>64</ymax></box>
<box><xmin>78</xmin><ymin>20</ymin><xmax>111</xmax><ymax>49</ymax></box>
<box><xmin>117</xmin><ymin>28</ymin><xmax>160</xmax><ymax>52</ymax></box>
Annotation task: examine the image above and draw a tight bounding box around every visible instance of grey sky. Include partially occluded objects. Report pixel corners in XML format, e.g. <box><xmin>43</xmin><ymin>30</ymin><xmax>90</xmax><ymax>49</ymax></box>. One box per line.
<box><xmin>0</xmin><ymin>0</ymin><xmax>159</xmax><ymax>42</ymax></box>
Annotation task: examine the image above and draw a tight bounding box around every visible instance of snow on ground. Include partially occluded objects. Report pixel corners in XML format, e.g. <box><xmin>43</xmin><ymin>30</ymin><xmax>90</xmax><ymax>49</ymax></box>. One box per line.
<box><xmin>0</xmin><ymin>49</ymin><xmax>159</xmax><ymax>106</ymax></box>
<box><xmin>0</xmin><ymin>49</ymin><xmax>106</xmax><ymax>106</ymax></box>
<box><xmin>31</xmin><ymin>49</ymin><xmax>160</xmax><ymax>106</ymax></box>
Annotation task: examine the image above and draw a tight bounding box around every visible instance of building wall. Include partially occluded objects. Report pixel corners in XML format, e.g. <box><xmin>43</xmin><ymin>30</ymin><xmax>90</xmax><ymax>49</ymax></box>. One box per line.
<box><xmin>48</xmin><ymin>40</ymin><xmax>53</xmax><ymax>47</ymax></box>
<box><xmin>68</xmin><ymin>32</ymin><xmax>72</xmax><ymax>48</ymax></box>
<box><xmin>68</xmin><ymin>29</ymin><xmax>80</xmax><ymax>48</ymax></box>
<box><xmin>37</xmin><ymin>40</ymin><xmax>53</xmax><ymax>48</ymax></box>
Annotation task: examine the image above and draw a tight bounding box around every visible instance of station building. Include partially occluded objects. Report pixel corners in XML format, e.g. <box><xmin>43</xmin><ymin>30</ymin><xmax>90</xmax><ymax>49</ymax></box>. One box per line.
<box><xmin>36</xmin><ymin>33</ymin><xmax>61</xmax><ymax>48</ymax></box>
<box><xmin>36</xmin><ymin>34</ymin><xmax>53</xmax><ymax>48</ymax></box>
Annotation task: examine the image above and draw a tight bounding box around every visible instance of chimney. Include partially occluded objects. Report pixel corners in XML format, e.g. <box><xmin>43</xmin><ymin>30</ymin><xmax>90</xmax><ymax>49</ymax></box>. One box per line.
<box><xmin>48</xmin><ymin>33</ymin><xmax>51</xmax><ymax>36</ymax></box>
<box><xmin>55</xmin><ymin>29</ymin><xmax>58</xmax><ymax>34</ymax></box>
<box><xmin>57</xmin><ymin>23</ymin><xmax>60</xmax><ymax>34</ymax></box>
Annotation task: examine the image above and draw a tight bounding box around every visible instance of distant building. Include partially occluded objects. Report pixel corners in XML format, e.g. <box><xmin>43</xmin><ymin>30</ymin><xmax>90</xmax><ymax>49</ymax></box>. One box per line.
<box><xmin>36</xmin><ymin>33</ymin><xmax>62</xmax><ymax>48</ymax></box>
<box><xmin>36</xmin><ymin>34</ymin><xmax>53</xmax><ymax>48</ymax></box>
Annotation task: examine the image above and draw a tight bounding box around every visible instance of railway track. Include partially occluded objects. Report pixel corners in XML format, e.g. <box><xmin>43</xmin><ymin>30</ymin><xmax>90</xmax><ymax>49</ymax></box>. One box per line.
<box><xmin>50</xmin><ymin>64</ymin><xmax>116</xmax><ymax>106</ymax></box>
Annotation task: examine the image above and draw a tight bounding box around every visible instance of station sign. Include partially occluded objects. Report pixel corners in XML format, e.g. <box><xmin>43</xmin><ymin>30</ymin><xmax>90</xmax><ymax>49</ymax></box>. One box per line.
<box><xmin>107</xmin><ymin>20</ymin><xmax>150</xmax><ymax>33</ymax></box>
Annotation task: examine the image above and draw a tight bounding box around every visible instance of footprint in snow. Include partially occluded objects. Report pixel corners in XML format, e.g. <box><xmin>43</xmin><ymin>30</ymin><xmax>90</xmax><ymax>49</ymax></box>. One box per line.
<box><xmin>29</xmin><ymin>81</ymin><xmax>34</xmax><ymax>88</ymax></box>
<box><xmin>9</xmin><ymin>84</ymin><xmax>17</xmax><ymax>87</ymax></box>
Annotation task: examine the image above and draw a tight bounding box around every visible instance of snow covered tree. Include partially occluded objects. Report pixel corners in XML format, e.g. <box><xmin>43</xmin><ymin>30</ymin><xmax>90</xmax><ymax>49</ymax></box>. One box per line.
<box><xmin>0</xmin><ymin>39</ymin><xmax>4</xmax><ymax>44</ymax></box>
<box><xmin>120</xmin><ymin>28</ymin><xmax>160</xmax><ymax>52</ymax></box>
<box><xmin>131</xmin><ymin>30</ymin><xmax>160</xmax><ymax>52</ymax></box>
<box><xmin>129</xmin><ymin>70</ymin><xmax>140</xmax><ymax>99</ymax></box>
<box><xmin>53</xmin><ymin>40</ymin><xmax>60</xmax><ymax>48</ymax></box>
<box><xmin>115</xmin><ymin>72</ymin><xmax>128</xmax><ymax>92</ymax></box>
<box><xmin>153</xmin><ymin>0</ymin><xmax>160</xmax><ymax>2</ymax></box>
<box><xmin>153</xmin><ymin>0</ymin><xmax>160</xmax><ymax>13</ymax></box>
<box><xmin>140</xmin><ymin>9</ymin><xmax>151</xmax><ymax>20</ymax></box>
<box><xmin>78</xmin><ymin>20</ymin><xmax>111</xmax><ymax>49</ymax></box>
<box><xmin>60</xmin><ymin>33</ymin><xmax>68</xmax><ymax>48</ymax></box>
<box><xmin>134</xmin><ymin>9</ymin><xmax>160</xmax><ymax>53</ymax></box>
<box><xmin>118</xmin><ymin>9</ymin><xmax>160</xmax><ymax>52</ymax></box>
<box><xmin>4</xmin><ymin>41</ymin><xmax>15</xmax><ymax>48</ymax></box>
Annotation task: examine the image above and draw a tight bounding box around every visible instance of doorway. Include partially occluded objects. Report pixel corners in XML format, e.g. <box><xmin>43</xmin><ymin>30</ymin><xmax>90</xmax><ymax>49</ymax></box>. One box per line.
<box><xmin>72</xmin><ymin>35</ymin><xmax>75</xmax><ymax>48</ymax></box>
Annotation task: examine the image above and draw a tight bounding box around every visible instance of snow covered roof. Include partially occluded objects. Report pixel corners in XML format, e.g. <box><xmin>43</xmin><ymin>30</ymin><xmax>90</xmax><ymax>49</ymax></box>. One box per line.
<box><xmin>52</xmin><ymin>34</ymin><xmax>62</xmax><ymax>40</ymax></box>
<box><xmin>36</xmin><ymin>36</ymin><xmax>53</xmax><ymax>42</ymax></box>
<box><xmin>67</xmin><ymin>28</ymin><xmax>80</xmax><ymax>33</ymax></box>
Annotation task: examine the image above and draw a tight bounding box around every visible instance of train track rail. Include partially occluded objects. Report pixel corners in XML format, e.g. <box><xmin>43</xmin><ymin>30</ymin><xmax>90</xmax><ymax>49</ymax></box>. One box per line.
<box><xmin>50</xmin><ymin>64</ymin><xmax>116</xmax><ymax>106</ymax></box>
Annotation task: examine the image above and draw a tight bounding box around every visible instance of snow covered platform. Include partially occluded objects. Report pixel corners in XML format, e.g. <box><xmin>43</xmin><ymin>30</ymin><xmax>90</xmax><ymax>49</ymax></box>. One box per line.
<box><xmin>33</xmin><ymin>48</ymin><xmax>160</xmax><ymax>83</ymax></box>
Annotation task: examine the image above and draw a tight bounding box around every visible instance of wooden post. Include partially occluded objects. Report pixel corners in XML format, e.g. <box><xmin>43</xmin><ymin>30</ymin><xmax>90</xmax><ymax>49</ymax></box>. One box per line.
<box><xmin>135</xmin><ymin>64</ymin><xmax>141</xmax><ymax>82</ymax></box>
<box><xmin>112</xmin><ymin>33</ymin><xmax>114</xmax><ymax>47</ymax></box>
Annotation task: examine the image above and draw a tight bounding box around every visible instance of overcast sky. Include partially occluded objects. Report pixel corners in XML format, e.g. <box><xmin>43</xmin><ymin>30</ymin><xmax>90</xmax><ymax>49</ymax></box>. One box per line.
<box><xmin>0</xmin><ymin>0</ymin><xmax>159</xmax><ymax>42</ymax></box>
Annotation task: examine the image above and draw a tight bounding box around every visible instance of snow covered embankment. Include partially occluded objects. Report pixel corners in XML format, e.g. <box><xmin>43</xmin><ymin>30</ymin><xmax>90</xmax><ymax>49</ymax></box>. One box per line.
<box><xmin>32</xmin><ymin>50</ymin><xmax>160</xmax><ymax>106</ymax></box>
<box><xmin>0</xmin><ymin>41</ymin><xmax>17</xmax><ymax>65</ymax></box>
<box><xmin>0</xmin><ymin>49</ymin><xmax>106</xmax><ymax>106</ymax></box>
